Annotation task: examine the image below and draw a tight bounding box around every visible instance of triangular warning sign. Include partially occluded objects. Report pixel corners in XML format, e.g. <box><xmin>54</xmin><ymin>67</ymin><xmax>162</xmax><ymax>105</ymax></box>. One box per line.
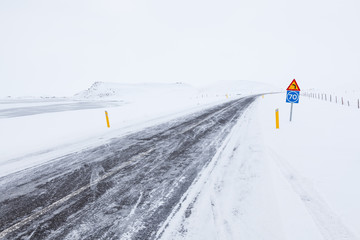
<box><xmin>286</xmin><ymin>79</ymin><xmax>300</xmax><ymax>91</ymax></box>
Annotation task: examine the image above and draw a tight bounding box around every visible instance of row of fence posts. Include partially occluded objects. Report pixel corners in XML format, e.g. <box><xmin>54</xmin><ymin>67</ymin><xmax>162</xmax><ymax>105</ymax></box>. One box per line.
<box><xmin>302</xmin><ymin>92</ymin><xmax>360</xmax><ymax>109</ymax></box>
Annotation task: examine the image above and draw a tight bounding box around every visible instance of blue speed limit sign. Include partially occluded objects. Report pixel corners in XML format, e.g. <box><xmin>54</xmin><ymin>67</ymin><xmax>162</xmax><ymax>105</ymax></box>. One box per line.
<box><xmin>286</xmin><ymin>91</ymin><xmax>300</xmax><ymax>103</ymax></box>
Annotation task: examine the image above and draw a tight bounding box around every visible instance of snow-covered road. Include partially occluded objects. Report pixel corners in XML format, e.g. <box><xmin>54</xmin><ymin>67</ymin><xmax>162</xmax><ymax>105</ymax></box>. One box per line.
<box><xmin>0</xmin><ymin>96</ymin><xmax>256</xmax><ymax>239</ymax></box>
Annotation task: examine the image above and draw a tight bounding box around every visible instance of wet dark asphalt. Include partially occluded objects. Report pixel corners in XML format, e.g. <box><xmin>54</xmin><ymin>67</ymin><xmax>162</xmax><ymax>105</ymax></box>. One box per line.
<box><xmin>0</xmin><ymin>96</ymin><xmax>256</xmax><ymax>240</ymax></box>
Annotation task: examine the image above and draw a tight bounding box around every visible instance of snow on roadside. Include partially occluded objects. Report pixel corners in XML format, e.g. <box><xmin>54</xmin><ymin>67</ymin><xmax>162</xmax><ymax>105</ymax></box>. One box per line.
<box><xmin>157</xmin><ymin>99</ymin><xmax>322</xmax><ymax>240</ymax></box>
<box><xmin>303</xmin><ymin>88</ymin><xmax>360</xmax><ymax>109</ymax></box>
<box><xmin>158</xmin><ymin>93</ymin><xmax>360</xmax><ymax>240</ymax></box>
<box><xmin>260</xmin><ymin>93</ymin><xmax>360</xmax><ymax>239</ymax></box>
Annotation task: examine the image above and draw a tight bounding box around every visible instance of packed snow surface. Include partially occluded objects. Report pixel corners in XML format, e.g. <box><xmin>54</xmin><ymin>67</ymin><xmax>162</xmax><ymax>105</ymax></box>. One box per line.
<box><xmin>158</xmin><ymin>93</ymin><xmax>360</xmax><ymax>240</ymax></box>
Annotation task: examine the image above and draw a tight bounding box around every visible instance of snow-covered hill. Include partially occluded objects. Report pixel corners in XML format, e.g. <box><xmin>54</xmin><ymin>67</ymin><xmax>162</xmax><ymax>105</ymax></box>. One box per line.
<box><xmin>74</xmin><ymin>82</ymin><xmax>199</xmax><ymax>101</ymax></box>
<box><xmin>74</xmin><ymin>80</ymin><xmax>279</xmax><ymax>101</ymax></box>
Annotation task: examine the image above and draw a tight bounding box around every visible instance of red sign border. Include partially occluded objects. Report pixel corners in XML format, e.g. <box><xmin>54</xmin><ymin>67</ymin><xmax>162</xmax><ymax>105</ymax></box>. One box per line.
<box><xmin>286</xmin><ymin>79</ymin><xmax>300</xmax><ymax>91</ymax></box>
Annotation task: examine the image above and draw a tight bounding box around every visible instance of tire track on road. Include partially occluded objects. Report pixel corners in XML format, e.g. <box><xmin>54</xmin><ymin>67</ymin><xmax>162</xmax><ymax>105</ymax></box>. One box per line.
<box><xmin>0</xmin><ymin>149</ymin><xmax>154</xmax><ymax>239</ymax></box>
<box><xmin>0</xmin><ymin>96</ymin><xmax>257</xmax><ymax>239</ymax></box>
<box><xmin>268</xmin><ymin>148</ymin><xmax>358</xmax><ymax>240</ymax></box>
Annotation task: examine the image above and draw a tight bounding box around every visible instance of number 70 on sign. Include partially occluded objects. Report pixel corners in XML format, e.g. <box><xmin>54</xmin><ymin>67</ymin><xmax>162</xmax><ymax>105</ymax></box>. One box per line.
<box><xmin>286</xmin><ymin>91</ymin><xmax>300</xmax><ymax>103</ymax></box>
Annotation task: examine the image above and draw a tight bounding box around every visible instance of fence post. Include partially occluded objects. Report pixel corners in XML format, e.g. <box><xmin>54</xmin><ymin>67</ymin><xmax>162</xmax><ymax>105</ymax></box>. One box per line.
<box><xmin>342</xmin><ymin>97</ymin><xmax>344</xmax><ymax>105</ymax></box>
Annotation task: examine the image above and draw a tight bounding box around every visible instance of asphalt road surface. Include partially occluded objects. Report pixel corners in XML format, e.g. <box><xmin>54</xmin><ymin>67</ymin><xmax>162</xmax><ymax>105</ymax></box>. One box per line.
<box><xmin>0</xmin><ymin>100</ymin><xmax>122</xmax><ymax>118</ymax></box>
<box><xmin>0</xmin><ymin>96</ymin><xmax>256</xmax><ymax>240</ymax></box>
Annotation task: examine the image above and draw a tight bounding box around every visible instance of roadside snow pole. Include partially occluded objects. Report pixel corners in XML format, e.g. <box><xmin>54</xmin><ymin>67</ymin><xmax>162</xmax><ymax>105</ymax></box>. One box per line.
<box><xmin>275</xmin><ymin>109</ymin><xmax>279</xmax><ymax>129</ymax></box>
<box><xmin>105</xmin><ymin>111</ymin><xmax>110</xmax><ymax>128</ymax></box>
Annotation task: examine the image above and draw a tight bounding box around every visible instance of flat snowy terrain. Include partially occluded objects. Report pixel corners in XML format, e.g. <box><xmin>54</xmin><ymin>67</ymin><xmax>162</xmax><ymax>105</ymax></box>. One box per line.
<box><xmin>159</xmin><ymin>93</ymin><xmax>360</xmax><ymax>240</ymax></box>
<box><xmin>0</xmin><ymin>82</ymin><xmax>359</xmax><ymax>239</ymax></box>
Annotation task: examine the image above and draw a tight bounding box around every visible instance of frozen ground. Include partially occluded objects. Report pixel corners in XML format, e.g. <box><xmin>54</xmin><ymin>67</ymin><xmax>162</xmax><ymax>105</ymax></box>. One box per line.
<box><xmin>159</xmin><ymin>93</ymin><xmax>360</xmax><ymax>240</ymax></box>
<box><xmin>0</xmin><ymin>82</ymin><xmax>358</xmax><ymax>240</ymax></box>
<box><xmin>304</xmin><ymin>88</ymin><xmax>360</xmax><ymax>109</ymax></box>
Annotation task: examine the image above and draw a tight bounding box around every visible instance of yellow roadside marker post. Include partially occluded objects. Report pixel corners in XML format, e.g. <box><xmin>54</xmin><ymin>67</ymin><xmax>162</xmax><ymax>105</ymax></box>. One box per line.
<box><xmin>105</xmin><ymin>111</ymin><xmax>110</xmax><ymax>128</ymax></box>
<box><xmin>262</xmin><ymin>95</ymin><xmax>264</xmax><ymax>98</ymax></box>
<box><xmin>275</xmin><ymin>109</ymin><xmax>279</xmax><ymax>129</ymax></box>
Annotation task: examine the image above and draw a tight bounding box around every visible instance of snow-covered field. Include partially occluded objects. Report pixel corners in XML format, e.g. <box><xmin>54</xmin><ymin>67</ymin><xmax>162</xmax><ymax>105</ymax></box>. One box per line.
<box><xmin>158</xmin><ymin>93</ymin><xmax>360</xmax><ymax>240</ymax></box>
<box><xmin>0</xmin><ymin>81</ymin><xmax>274</xmax><ymax>177</ymax></box>
<box><xmin>1</xmin><ymin>81</ymin><xmax>359</xmax><ymax>239</ymax></box>
<box><xmin>303</xmin><ymin>88</ymin><xmax>360</xmax><ymax>109</ymax></box>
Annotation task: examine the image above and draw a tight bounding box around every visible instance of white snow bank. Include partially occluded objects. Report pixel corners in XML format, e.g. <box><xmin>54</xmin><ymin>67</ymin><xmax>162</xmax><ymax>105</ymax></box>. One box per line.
<box><xmin>158</xmin><ymin>99</ymin><xmax>322</xmax><ymax>240</ymax></box>
<box><xmin>159</xmin><ymin>93</ymin><xmax>360</xmax><ymax>240</ymax></box>
<box><xmin>303</xmin><ymin>88</ymin><xmax>360</xmax><ymax>109</ymax></box>
<box><xmin>260</xmin><ymin>93</ymin><xmax>360</xmax><ymax>238</ymax></box>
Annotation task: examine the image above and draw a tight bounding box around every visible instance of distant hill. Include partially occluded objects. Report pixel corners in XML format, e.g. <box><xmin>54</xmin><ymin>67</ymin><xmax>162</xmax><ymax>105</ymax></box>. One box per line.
<box><xmin>74</xmin><ymin>80</ymin><xmax>279</xmax><ymax>101</ymax></box>
<box><xmin>199</xmin><ymin>80</ymin><xmax>280</xmax><ymax>96</ymax></box>
<box><xmin>74</xmin><ymin>82</ymin><xmax>199</xmax><ymax>100</ymax></box>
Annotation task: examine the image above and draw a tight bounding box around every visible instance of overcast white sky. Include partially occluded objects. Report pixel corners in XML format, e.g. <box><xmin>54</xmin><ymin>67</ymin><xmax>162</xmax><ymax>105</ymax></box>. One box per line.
<box><xmin>1</xmin><ymin>0</ymin><xmax>360</xmax><ymax>96</ymax></box>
